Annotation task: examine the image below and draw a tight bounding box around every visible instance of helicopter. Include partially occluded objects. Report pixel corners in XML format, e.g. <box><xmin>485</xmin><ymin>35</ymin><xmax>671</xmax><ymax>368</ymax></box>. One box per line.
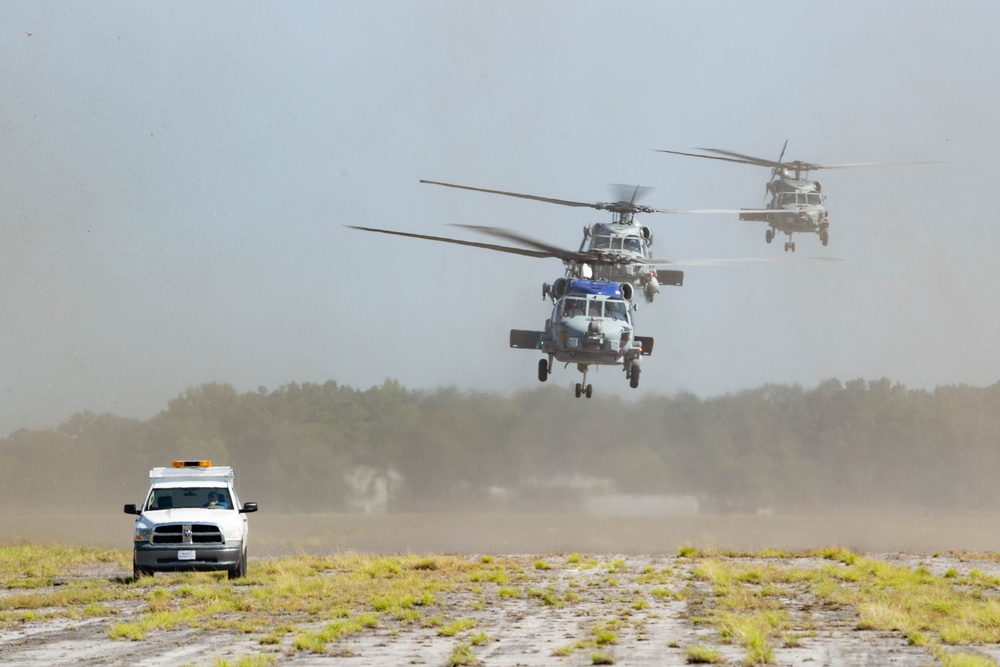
<box><xmin>347</xmin><ymin>222</ymin><xmax>653</xmax><ymax>397</ymax></box>
<box><xmin>347</xmin><ymin>221</ymin><xmax>841</xmax><ymax>396</ymax></box>
<box><xmin>418</xmin><ymin>179</ymin><xmax>759</xmax><ymax>302</ymax></box>
<box><xmin>656</xmin><ymin>142</ymin><xmax>941</xmax><ymax>252</ymax></box>
<box><xmin>512</xmin><ymin>276</ymin><xmax>652</xmax><ymax>398</ymax></box>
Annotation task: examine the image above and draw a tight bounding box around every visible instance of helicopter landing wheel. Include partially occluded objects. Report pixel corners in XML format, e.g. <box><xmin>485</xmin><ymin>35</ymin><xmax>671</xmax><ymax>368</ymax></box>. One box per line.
<box><xmin>575</xmin><ymin>383</ymin><xmax>582</xmax><ymax>398</ymax></box>
<box><xmin>820</xmin><ymin>231</ymin><xmax>829</xmax><ymax>246</ymax></box>
<box><xmin>765</xmin><ymin>229</ymin><xmax>773</xmax><ymax>244</ymax></box>
<box><xmin>537</xmin><ymin>358</ymin><xmax>548</xmax><ymax>383</ymax></box>
<box><xmin>790</xmin><ymin>242</ymin><xmax>796</xmax><ymax>252</ymax></box>
<box><xmin>630</xmin><ymin>365</ymin><xmax>641</xmax><ymax>389</ymax></box>
<box><xmin>585</xmin><ymin>384</ymin><xmax>593</xmax><ymax>399</ymax></box>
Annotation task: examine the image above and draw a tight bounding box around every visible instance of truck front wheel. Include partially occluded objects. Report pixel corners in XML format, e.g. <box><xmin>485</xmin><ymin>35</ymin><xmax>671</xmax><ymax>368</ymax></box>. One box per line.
<box><xmin>133</xmin><ymin>559</ymin><xmax>152</xmax><ymax>581</ymax></box>
<box><xmin>228</xmin><ymin>549</ymin><xmax>247</xmax><ymax>580</ymax></box>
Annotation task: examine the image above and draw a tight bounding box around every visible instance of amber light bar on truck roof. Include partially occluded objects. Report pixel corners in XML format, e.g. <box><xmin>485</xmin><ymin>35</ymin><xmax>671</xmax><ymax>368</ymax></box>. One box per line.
<box><xmin>172</xmin><ymin>460</ymin><xmax>212</xmax><ymax>468</ymax></box>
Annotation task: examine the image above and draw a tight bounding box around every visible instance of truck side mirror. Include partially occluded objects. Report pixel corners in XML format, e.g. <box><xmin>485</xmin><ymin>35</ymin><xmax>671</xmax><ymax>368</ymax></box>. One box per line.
<box><xmin>123</xmin><ymin>504</ymin><xmax>139</xmax><ymax>515</ymax></box>
<box><xmin>240</xmin><ymin>502</ymin><xmax>258</xmax><ymax>514</ymax></box>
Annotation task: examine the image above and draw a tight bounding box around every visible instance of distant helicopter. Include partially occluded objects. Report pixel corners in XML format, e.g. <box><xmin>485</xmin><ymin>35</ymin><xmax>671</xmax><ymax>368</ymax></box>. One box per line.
<box><xmin>418</xmin><ymin>179</ymin><xmax>755</xmax><ymax>303</ymax></box>
<box><xmin>512</xmin><ymin>277</ymin><xmax>652</xmax><ymax>398</ymax></box>
<box><xmin>656</xmin><ymin>143</ymin><xmax>941</xmax><ymax>252</ymax></box>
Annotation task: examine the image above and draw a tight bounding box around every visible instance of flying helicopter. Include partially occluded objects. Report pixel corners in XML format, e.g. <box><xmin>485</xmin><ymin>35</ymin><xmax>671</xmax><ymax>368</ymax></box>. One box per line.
<box><xmin>347</xmin><ymin>220</ymin><xmax>841</xmax><ymax>397</ymax></box>
<box><xmin>418</xmin><ymin>179</ymin><xmax>756</xmax><ymax>303</ymax></box>
<box><xmin>511</xmin><ymin>276</ymin><xmax>652</xmax><ymax>398</ymax></box>
<box><xmin>656</xmin><ymin>143</ymin><xmax>941</xmax><ymax>252</ymax></box>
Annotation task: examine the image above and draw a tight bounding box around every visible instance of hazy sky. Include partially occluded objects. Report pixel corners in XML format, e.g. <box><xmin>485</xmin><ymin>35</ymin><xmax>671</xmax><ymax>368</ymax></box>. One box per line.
<box><xmin>1</xmin><ymin>2</ymin><xmax>997</xmax><ymax>436</ymax></box>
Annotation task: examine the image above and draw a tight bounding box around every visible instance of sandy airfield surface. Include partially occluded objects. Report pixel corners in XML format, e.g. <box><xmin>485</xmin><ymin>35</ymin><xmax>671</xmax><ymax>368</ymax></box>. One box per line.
<box><xmin>2</xmin><ymin>513</ymin><xmax>1000</xmax><ymax>666</ymax></box>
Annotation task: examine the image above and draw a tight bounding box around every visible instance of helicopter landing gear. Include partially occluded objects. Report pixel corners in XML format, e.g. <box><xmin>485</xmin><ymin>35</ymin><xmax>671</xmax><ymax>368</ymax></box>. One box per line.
<box><xmin>765</xmin><ymin>228</ymin><xmax>774</xmax><ymax>244</ymax></box>
<box><xmin>820</xmin><ymin>229</ymin><xmax>829</xmax><ymax>246</ymax></box>
<box><xmin>574</xmin><ymin>365</ymin><xmax>593</xmax><ymax>399</ymax></box>
<box><xmin>629</xmin><ymin>365</ymin><xmax>640</xmax><ymax>389</ymax></box>
<box><xmin>784</xmin><ymin>241</ymin><xmax>796</xmax><ymax>252</ymax></box>
<box><xmin>538</xmin><ymin>358</ymin><xmax>550</xmax><ymax>383</ymax></box>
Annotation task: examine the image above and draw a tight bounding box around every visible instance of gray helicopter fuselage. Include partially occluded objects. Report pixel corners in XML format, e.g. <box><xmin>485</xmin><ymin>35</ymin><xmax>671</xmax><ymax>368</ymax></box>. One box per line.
<box><xmin>583</xmin><ymin>222</ymin><xmax>653</xmax><ymax>282</ymax></box>
<box><xmin>541</xmin><ymin>290</ymin><xmax>641</xmax><ymax>367</ymax></box>
<box><xmin>741</xmin><ymin>177</ymin><xmax>829</xmax><ymax>234</ymax></box>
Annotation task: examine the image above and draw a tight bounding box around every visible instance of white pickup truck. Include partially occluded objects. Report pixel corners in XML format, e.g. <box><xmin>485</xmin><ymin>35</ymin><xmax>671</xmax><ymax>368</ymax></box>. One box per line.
<box><xmin>123</xmin><ymin>460</ymin><xmax>258</xmax><ymax>579</ymax></box>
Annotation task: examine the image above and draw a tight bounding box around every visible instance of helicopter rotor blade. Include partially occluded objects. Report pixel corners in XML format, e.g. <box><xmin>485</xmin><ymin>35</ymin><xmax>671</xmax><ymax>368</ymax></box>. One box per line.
<box><xmin>452</xmin><ymin>224</ymin><xmax>585</xmax><ymax>262</ymax></box>
<box><xmin>346</xmin><ymin>225</ymin><xmax>556</xmax><ymax>259</ymax></box>
<box><xmin>608</xmin><ymin>183</ymin><xmax>653</xmax><ymax>205</ymax></box>
<box><xmin>654</xmin><ymin>149</ymin><xmax>765</xmax><ymax>168</ymax></box>
<box><xmin>806</xmin><ymin>160</ymin><xmax>945</xmax><ymax>170</ymax></box>
<box><xmin>639</xmin><ymin>255</ymin><xmax>846</xmax><ymax>266</ymax></box>
<box><xmin>420</xmin><ymin>180</ymin><xmax>599</xmax><ymax>210</ymax></box>
<box><xmin>777</xmin><ymin>139</ymin><xmax>788</xmax><ymax>163</ymax></box>
<box><xmin>695</xmin><ymin>148</ymin><xmax>788</xmax><ymax>169</ymax></box>
<box><xmin>424</xmin><ymin>179</ymin><xmax>688</xmax><ymax>217</ymax></box>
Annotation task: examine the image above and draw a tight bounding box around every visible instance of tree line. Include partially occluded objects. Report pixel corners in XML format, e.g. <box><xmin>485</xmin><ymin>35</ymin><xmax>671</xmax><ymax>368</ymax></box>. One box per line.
<box><xmin>2</xmin><ymin>377</ymin><xmax>999</xmax><ymax>514</ymax></box>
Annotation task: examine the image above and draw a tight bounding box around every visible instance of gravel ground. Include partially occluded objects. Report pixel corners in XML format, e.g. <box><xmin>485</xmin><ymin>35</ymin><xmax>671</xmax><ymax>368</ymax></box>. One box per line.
<box><xmin>3</xmin><ymin>513</ymin><xmax>1000</xmax><ymax>666</ymax></box>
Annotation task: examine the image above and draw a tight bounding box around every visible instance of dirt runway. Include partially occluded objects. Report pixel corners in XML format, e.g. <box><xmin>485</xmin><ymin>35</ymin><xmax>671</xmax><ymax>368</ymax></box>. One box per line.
<box><xmin>3</xmin><ymin>513</ymin><xmax>1000</xmax><ymax>666</ymax></box>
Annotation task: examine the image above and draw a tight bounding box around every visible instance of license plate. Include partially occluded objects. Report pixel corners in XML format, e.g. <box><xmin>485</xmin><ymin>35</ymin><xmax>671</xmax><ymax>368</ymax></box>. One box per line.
<box><xmin>178</xmin><ymin>550</ymin><xmax>196</xmax><ymax>561</ymax></box>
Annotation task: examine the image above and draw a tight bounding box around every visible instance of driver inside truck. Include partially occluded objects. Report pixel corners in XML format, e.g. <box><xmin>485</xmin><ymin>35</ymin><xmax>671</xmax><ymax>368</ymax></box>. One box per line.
<box><xmin>204</xmin><ymin>491</ymin><xmax>229</xmax><ymax>509</ymax></box>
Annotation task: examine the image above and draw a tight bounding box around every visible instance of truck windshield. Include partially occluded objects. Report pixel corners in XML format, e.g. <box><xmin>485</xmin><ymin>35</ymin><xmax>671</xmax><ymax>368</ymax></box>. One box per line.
<box><xmin>146</xmin><ymin>487</ymin><xmax>231</xmax><ymax>510</ymax></box>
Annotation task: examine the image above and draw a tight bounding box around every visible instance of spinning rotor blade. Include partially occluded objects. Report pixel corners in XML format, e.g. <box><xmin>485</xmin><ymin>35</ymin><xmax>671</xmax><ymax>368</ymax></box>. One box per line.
<box><xmin>697</xmin><ymin>147</ymin><xmax>788</xmax><ymax>169</ymax></box>
<box><xmin>641</xmin><ymin>255</ymin><xmax>846</xmax><ymax>266</ymax></box>
<box><xmin>346</xmin><ymin>225</ymin><xmax>554</xmax><ymax>259</ymax></box>
<box><xmin>803</xmin><ymin>159</ymin><xmax>944</xmax><ymax>170</ymax></box>
<box><xmin>665</xmin><ymin>147</ymin><xmax>942</xmax><ymax>172</ymax></box>
<box><xmin>609</xmin><ymin>183</ymin><xmax>654</xmax><ymax>205</ymax></box>
<box><xmin>654</xmin><ymin>149</ymin><xmax>771</xmax><ymax>168</ymax></box>
<box><xmin>421</xmin><ymin>180</ymin><xmax>597</xmax><ymax>209</ymax></box>
<box><xmin>453</xmin><ymin>225</ymin><xmax>584</xmax><ymax>262</ymax></box>
<box><xmin>422</xmin><ymin>179</ymin><xmax>685</xmax><ymax>216</ymax></box>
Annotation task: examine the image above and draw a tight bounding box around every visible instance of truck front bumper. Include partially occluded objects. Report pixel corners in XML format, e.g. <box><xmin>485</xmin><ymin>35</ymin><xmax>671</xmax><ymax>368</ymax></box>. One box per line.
<box><xmin>134</xmin><ymin>542</ymin><xmax>243</xmax><ymax>572</ymax></box>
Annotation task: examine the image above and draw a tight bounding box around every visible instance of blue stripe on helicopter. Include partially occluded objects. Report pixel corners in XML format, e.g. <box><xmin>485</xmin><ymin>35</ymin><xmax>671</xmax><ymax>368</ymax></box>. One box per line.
<box><xmin>565</xmin><ymin>279</ymin><xmax>623</xmax><ymax>298</ymax></box>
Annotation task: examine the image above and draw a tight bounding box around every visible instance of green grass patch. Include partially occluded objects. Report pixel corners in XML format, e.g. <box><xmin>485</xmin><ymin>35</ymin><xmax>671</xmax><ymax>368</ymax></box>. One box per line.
<box><xmin>684</xmin><ymin>643</ymin><xmax>724</xmax><ymax>664</ymax></box>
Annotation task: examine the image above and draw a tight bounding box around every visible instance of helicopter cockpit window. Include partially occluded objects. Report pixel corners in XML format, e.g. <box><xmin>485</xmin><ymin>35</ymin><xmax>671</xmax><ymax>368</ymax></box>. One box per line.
<box><xmin>563</xmin><ymin>298</ymin><xmax>586</xmax><ymax>318</ymax></box>
<box><xmin>807</xmin><ymin>193</ymin><xmax>822</xmax><ymax>205</ymax></box>
<box><xmin>591</xmin><ymin>236</ymin><xmax>612</xmax><ymax>249</ymax></box>
<box><xmin>624</xmin><ymin>238</ymin><xmax>642</xmax><ymax>253</ymax></box>
<box><xmin>588</xmin><ymin>300</ymin><xmax>602</xmax><ymax>317</ymax></box>
<box><xmin>605</xmin><ymin>300</ymin><xmax>628</xmax><ymax>321</ymax></box>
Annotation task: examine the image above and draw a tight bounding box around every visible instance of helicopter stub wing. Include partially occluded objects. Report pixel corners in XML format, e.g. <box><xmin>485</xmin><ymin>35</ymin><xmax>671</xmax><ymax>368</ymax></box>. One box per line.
<box><xmin>635</xmin><ymin>336</ymin><xmax>654</xmax><ymax>356</ymax></box>
<box><xmin>739</xmin><ymin>209</ymin><xmax>776</xmax><ymax>222</ymax></box>
<box><xmin>656</xmin><ymin>269</ymin><xmax>684</xmax><ymax>287</ymax></box>
<box><xmin>510</xmin><ymin>330</ymin><xmax>544</xmax><ymax>350</ymax></box>
<box><xmin>346</xmin><ymin>225</ymin><xmax>554</xmax><ymax>259</ymax></box>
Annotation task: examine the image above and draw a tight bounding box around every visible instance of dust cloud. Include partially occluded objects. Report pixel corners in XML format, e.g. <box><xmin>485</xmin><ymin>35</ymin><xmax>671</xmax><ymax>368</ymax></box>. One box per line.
<box><xmin>6</xmin><ymin>512</ymin><xmax>1000</xmax><ymax>557</ymax></box>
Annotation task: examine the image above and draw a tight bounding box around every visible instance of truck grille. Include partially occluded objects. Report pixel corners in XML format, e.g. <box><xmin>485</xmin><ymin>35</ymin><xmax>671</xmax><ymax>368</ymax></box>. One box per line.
<box><xmin>150</xmin><ymin>523</ymin><xmax>224</xmax><ymax>544</ymax></box>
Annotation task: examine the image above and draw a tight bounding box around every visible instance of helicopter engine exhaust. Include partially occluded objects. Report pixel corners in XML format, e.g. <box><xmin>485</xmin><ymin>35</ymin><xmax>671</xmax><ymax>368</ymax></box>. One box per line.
<box><xmin>640</xmin><ymin>226</ymin><xmax>653</xmax><ymax>246</ymax></box>
<box><xmin>551</xmin><ymin>277</ymin><xmax>567</xmax><ymax>299</ymax></box>
<box><xmin>619</xmin><ymin>282</ymin><xmax>634</xmax><ymax>302</ymax></box>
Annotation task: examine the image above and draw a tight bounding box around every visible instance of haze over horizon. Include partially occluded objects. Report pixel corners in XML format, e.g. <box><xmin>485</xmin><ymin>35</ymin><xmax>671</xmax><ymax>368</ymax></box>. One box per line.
<box><xmin>1</xmin><ymin>2</ymin><xmax>997</xmax><ymax>437</ymax></box>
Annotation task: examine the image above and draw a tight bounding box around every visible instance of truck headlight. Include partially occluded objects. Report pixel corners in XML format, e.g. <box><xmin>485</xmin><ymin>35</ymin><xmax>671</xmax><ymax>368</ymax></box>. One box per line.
<box><xmin>134</xmin><ymin>526</ymin><xmax>152</xmax><ymax>542</ymax></box>
<box><xmin>224</xmin><ymin>527</ymin><xmax>243</xmax><ymax>542</ymax></box>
